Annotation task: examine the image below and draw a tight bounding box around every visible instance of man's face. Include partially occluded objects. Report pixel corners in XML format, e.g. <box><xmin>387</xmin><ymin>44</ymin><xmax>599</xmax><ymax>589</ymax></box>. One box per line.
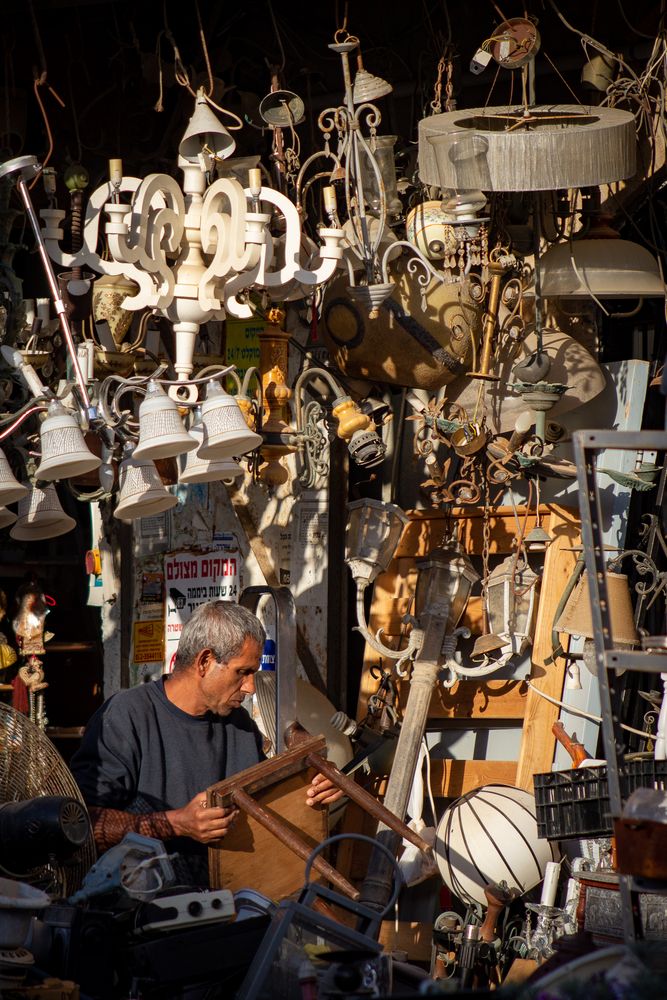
<box><xmin>200</xmin><ymin>636</ymin><xmax>261</xmax><ymax>716</ymax></box>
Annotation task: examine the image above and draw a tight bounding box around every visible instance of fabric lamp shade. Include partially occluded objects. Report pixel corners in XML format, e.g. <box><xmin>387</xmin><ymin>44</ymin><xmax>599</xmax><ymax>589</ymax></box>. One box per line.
<box><xmin>555</xmin><ymin>572</ymin><xmax>638</xmax><ymax>645</ymax></box>
<box><xmin>114</xmin><ymin>453</ymin><xmax>178</xmax><ymax>521</ymax></box>
<box><xmin>179</xmin><ymin>422</ymin><xmax>243</xmax><ymax>484</ymax></box>
<box><xmin>197</xmin><ymin>380</ymin><xmax>262</xmax><ymax>460</ymax></box>
<box><xmin>34</xmin><ymin>401</ymin><xmax>101</xmax><ymax>481</ymax></box>
<box><xmin>133</xmin><ymin>381</ymin><xmax>198</xmax><ymax>461</ymax></box>
<box><xmin>0</xmin><ymin>449</ymin><xmax>28</xmax><ymax>505</ymax></box>
<box><xmin>10</xmin><ymin>483</ymin><xmax>76</xmax><ymax>540</ymax></box>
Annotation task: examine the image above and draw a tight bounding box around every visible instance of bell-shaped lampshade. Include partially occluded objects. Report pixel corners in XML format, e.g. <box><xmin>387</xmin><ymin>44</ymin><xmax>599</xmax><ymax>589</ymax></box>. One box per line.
<box><xmin>10</xmin><ymin>483</ymin><xmax>76</xmax><ymax>540</ymax></box>
<box><xmin>345</xmin><ymin>498</ymin><xmax>409</xmax><ymax>586</ymax></box>
<box><xmin>0</xmin><ymin>506</ymin><xmax>17</xmax><ymax>529</ymax></box>
<box><xmin>133</xmin><ymin>381</ymin><xmax>198</xmax><ymax>461</ymax></box>
<box><xmin>197</xmin><ymin>380</ymin><xmax>262</xmax><ymax>460</ymax></box>
<box><xmin>352</xmin><ymin>54</ymin><xmax>393</xmax><ymax>104</ymax></box>
<box><xmin>114</xmin><ymin>451</ymin><xmax>178</xmax><ymax>522</ymax></box>
<box><xmin>555</xmin><ymin>572</ymin><xmax>638</xmax><ymax>645</ymax></box>
<box><xmin>0</xmin><ymin>448</ymin><xmax>28</xmax><ymax>505</ymax></box>
<box><xmin>34</xmin><ymin>401</ymin><xmax>101</xmax><ymax>481</ymax></box>
<box><xmin>415</xmin><ymin>538</ymin><xmax>480</xmax><ymax>630</ymax></box>
<box><xmin>540</xmin><ymin>239</ymin><xmax>664</xmax><ymax>299</ymax></box>
<box><xmin>179</xmin><ymin>420</ymin><xmax>244</xmax><ymax>484</ymax></box>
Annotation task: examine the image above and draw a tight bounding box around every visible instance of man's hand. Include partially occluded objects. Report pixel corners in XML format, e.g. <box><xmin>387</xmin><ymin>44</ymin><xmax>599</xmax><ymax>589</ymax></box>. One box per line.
<box><xmin>166</xmin><ymin>791</ymin><xmax>239</xmax><ymax>844</ymax></box>
<box><xmin>306</xmin><ymin>772</ymin><xmax>344</xmax><ymax>808</ymax></box>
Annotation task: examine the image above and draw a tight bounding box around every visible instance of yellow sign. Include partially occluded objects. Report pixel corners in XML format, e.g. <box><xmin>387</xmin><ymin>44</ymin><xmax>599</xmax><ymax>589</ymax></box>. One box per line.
<box><xmin>225</xmin><ymin>317</ymin><xmax>263</xmax><ymax>382</ymax></box>
<box><xmin>133</xmin><ymin>619</ymin><xmax>165</xmax><ymax>664</ymax></box>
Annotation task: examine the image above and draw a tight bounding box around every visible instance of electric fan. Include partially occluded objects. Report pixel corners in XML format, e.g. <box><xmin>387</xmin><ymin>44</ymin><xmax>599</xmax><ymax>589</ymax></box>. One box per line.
<box><xmin>0</xmin><ymin>702</ymin><xmax>96</xmax><ymax>897</ymax></box>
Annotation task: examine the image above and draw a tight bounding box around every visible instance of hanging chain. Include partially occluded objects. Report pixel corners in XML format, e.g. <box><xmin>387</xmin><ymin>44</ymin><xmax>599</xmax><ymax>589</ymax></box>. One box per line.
<box><xmin>481</xmin><ymin>477</ymin><xmax>492</xmax><ymax>617</ymax></box>
<box><xmin>431</xmin><ymin>57</ymin><xmax>446</xmax><ymax>114</ymax></box>
<box><xmin>431</xmin><ymin>54</ymin><xmax>455</xmax><ymax>115</ymax></box>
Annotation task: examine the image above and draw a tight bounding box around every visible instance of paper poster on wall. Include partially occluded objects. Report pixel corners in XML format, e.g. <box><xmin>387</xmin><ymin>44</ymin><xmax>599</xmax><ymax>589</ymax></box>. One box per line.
<box><xmin>133</xmin><ymin>619</ymin><xmax>165</xmax><ymax>663</ymax></box>
<box><xmin>164</xmin><ymin>550</ymin><xmax>241</xmax><ymax>672</ymax></box>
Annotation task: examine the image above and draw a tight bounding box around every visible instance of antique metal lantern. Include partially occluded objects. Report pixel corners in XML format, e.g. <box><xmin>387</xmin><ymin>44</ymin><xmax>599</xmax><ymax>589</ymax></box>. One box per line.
<box><xmin>414</xmin><ymin>537</ymin><xmax>479</xmax><ymax>629</ymax></box>
<box><xmin>345</xmin><ymin>498</ymin><xmax>409</xmax><ymax>587</ymax></box>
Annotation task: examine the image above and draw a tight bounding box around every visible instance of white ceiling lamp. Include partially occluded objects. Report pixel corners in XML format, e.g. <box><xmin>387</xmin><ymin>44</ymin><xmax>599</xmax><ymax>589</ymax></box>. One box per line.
<box><xmin>113</xmin><ymin>449</ymin><xmax>178</xmax><ymax>522</ymax></box>
<box><xmin>34</xmin><ymin>400</ymin><xmax>101</xmax><ymax>481</ymax></box>
<box><xmin>178</xmin><ymin>419</ymin><xmax>243</xmax><ymax>484</ymax></box>
<box><xmin>0</xmin><ymin>449</ymin><xmax>28</xmax><ymax>506</ymax></box>
<box><xmin>132</xmin><ymin>381</ymin><xmax>198</xmax><ymax>461</ymax></box>
<box><xmin>10</xmin><ymin>484</ymin><xmax>76</xmax><ymax>541</ymax></box>
<box><xmin>540</xmin><ymin>239</ymin><xmax>665</xmax><ymax>299</ymax></box>
<box><xmin>197</xmin><ymin>380</ymin><xmax>262</xmax><ymax>460</ymax></box>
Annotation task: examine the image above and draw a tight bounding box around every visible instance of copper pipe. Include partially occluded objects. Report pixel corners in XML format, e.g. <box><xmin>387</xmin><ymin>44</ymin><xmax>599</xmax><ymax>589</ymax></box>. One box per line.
<box><xmin>231</xmin><ymin>787</ymin><xmax>360</xmax><ymax>900</ymax></box>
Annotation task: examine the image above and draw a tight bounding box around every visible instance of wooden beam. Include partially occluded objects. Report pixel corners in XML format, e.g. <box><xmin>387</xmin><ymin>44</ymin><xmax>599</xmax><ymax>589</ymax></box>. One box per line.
<box><xmin>430</xmin><ymin>759</ymin><xmax>518</xmax><ymax>797</ymax></box>
<box><xmin>515</xmin><ymin>506</ymin><xmax>580</xmax><ymax>790</ymax></box>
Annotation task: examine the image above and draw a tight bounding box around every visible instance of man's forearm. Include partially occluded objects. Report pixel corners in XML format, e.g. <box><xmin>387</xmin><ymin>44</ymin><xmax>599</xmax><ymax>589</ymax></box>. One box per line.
<box><xmin>88</xmin><ymin>806</ymin><xmax>176</xmax><ymax>853</ymax></box>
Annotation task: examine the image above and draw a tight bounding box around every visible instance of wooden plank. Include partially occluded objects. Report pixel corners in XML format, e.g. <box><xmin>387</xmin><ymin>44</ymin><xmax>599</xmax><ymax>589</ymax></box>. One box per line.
<box><xmin>515</xmin><ymin>505</ymin><xmax>580</xmax><ymax>790</ymax></box>
<box><xmin>394</xmin><ymin>505</ymin><xmax>551</xmax><ymax>558</ymax></box>
<box><xmin>400</xmin><ymin>678</ymin><xmax>527</xmax><ymax>720</ymax></box>
<box><xmin>430</xmin><ymin>759</ymin><xmax>517</xmax><ymax>797</ymax></box>
<box><xmin>208</xmin><ymin>770</ymin><xmax>327</xmax><ymax>899</ymax></box>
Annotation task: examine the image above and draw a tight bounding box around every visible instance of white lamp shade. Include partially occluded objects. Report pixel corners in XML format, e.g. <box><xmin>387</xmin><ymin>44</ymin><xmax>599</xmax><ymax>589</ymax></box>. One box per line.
<box><xmin>540</xmin><ymin>239</ymin><xmax>665</xmax><ymax>299</ymax></box>
<box><xmin>179</xmin><ymin>423</ymin><xmax>244</xmax><ymax>484</ymax></box>
<box><xmin>133</xmin><ymin>382</ymin><xmax>198</xmax><ymax>461</ymax></box>
<box><xmin>197</xmin><ymin>381</ymin><xmax>262</xmax><ymax>460</ymax></box>
<box><xmin>434</xmin><ymin>784</ymin><xmax>559</xmax><ymax>908</ymax></box>
<box><xmin>10</xmin><ymin>484</ymin><xmax>76</xmax><ymax>540</ymax></box>
<box><xmin>0</xmin><ymin>506</ymin><xmax>17</xmax><ymax>529</ymax></box>
<box><xmin>0</xmin><ymin>449</ymin><xmax>28</xmax><ymax>505</ymax></box>
<box><xmin>34</xmin><ymin>403</ymin><xmax>101</xmax><ymax>481</ymax></box>
<box><xmin>114</xmin><ymin>454</ymin><xmax>178</xmax><ymax>521</ymax></box>
<box><xmin>253</xmin><ymin>672</ymin><xmax>353</xmax><ymax>772</ymax></box>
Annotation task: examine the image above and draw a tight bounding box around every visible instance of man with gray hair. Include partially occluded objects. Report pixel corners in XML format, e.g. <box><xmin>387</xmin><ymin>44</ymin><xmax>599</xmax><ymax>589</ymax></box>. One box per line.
<box><xmin>72</xmin><ymin>600</ymin><xmax>339</xmax><ymax>885</ymax></box>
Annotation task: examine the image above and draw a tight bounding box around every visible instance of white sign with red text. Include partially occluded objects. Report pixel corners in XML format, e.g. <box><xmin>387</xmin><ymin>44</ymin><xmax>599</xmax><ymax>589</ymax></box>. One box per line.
<box><xmin>164</xmin><ymin>550</ymin><xmax>240</xmax><ymax>672</ymax></box>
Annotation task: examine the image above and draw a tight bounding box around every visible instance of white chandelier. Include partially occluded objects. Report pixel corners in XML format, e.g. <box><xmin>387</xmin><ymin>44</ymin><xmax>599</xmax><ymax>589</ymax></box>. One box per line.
<box><xmin>37</xmin><ymin>88</ymin><xmax>345</xmax><ymax>401</ymax></box>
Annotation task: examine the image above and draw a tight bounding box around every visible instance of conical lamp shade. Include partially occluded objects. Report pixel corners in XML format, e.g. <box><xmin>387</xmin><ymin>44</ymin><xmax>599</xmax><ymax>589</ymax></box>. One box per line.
<box><xmin>0</xmin><ymin>506</ymin><xmax>17</xmax><ymax>529</ymax></box>
<box><xmin>10</xmin><ymin>484</ymin><xmax>76</xmax><ymax>540</ymax></box>
<box><xmin>197</xmin><ymin>380</ymin><xmax>262</xmax><ymax>460</ymax></box>
<box><xmin>0</xmin><ymin>448</ymin><xmax>28</xmax><ymax>505</ymax></box>
<box><xmin>540</xmin><ymin>239</ymin><xmax>664</xmax><ymax>299</ymax></box>
<box><xmin>353</xmin><ymin>68</ymin><xmax>393</xmax><ymax>104</ymax></box>
<box><xmin>556</xmin><ymin>572</ymin><xmax>638</xmax><ymax>645</ymax></box>
<box><xmin>133</xmin><ymin>381</ymin><xmax>198</xmax><ymax>461</ymax></box>
<box><xmin>179</xmin><ymin>422</ymin><xmax>244</xmax><ymax>484</ymax></box>
<box><xmin>114</xmin><ymin>453</ymin><xmax>178</xmax><ymax>522</ymax></box>
<box><xmin>34</xmin><ymin>401</ymin><xmax>101</xmax><ymax>482</ymax></box>
<box><xmin>179</xmin><ymin>91</ymin><xmax>236</xmax><ymax>163</ymax></box>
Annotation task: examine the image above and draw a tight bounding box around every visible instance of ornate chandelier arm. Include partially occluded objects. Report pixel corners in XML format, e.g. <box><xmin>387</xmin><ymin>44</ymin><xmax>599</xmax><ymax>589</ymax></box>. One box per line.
<box><xmin>41</xmin><ymin>176</ymin><xmax>140</xmax><ymax>273</ymax></box>
<box><xmin>353</xmin><ymin>581</ymin><xmax>424</xmax><ymax>677</ymax></box>
<box><xmin>104</xmin><ymin>174</ymin><xmax>185</xmax><ymax>311</ymax></box>
<box><xmin>380</xmin><ymin>241</ymin><xmax>446</xmax><ymax>289</ymax></box>
<box><xmin>252</xmin><ymin>187</ymin><xmax>344</xmax><ymax>290</ymax></box>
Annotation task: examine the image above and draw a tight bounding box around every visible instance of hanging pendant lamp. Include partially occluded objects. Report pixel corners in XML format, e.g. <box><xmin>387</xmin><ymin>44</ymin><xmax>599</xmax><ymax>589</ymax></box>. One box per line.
<box><xmin>0</xmin><ymin>449</ymin><xmax>28</xmax><ymax>505</ymax></box>
<box><xmin>197</xmin><ymin>380</ymin><xmax>262</xmax><ymax>460</ymax></box>
<box><xmin>113</xmin><ymin>450</ymin><xmax>178</xmax><ymax>522</ymax></box>
<box><xmin>34</xmin><ymin>400</ymin><xmax>101</xmax><ymax>481</ymax></box>
<box><xmin>179</xmin><ymin>420</ymin><xmax>243</xmax><ymax>484</ymax></box>
<box><xmin>10</xmin><ymin>483</ymin><xmax>76</xmax><ymax>540</ymax></box>
<box><xmin>132</xmin><ymin>381</ymin><xmax>198</xmax><ymax>461</ymax></box>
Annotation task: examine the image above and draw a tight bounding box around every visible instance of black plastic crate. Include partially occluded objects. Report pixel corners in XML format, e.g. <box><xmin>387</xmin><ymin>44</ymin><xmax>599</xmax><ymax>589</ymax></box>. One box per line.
<box><xmin>533</xmin><ymin>759</ymin><xmax>667</xmax><ymax>841</ymax></box>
